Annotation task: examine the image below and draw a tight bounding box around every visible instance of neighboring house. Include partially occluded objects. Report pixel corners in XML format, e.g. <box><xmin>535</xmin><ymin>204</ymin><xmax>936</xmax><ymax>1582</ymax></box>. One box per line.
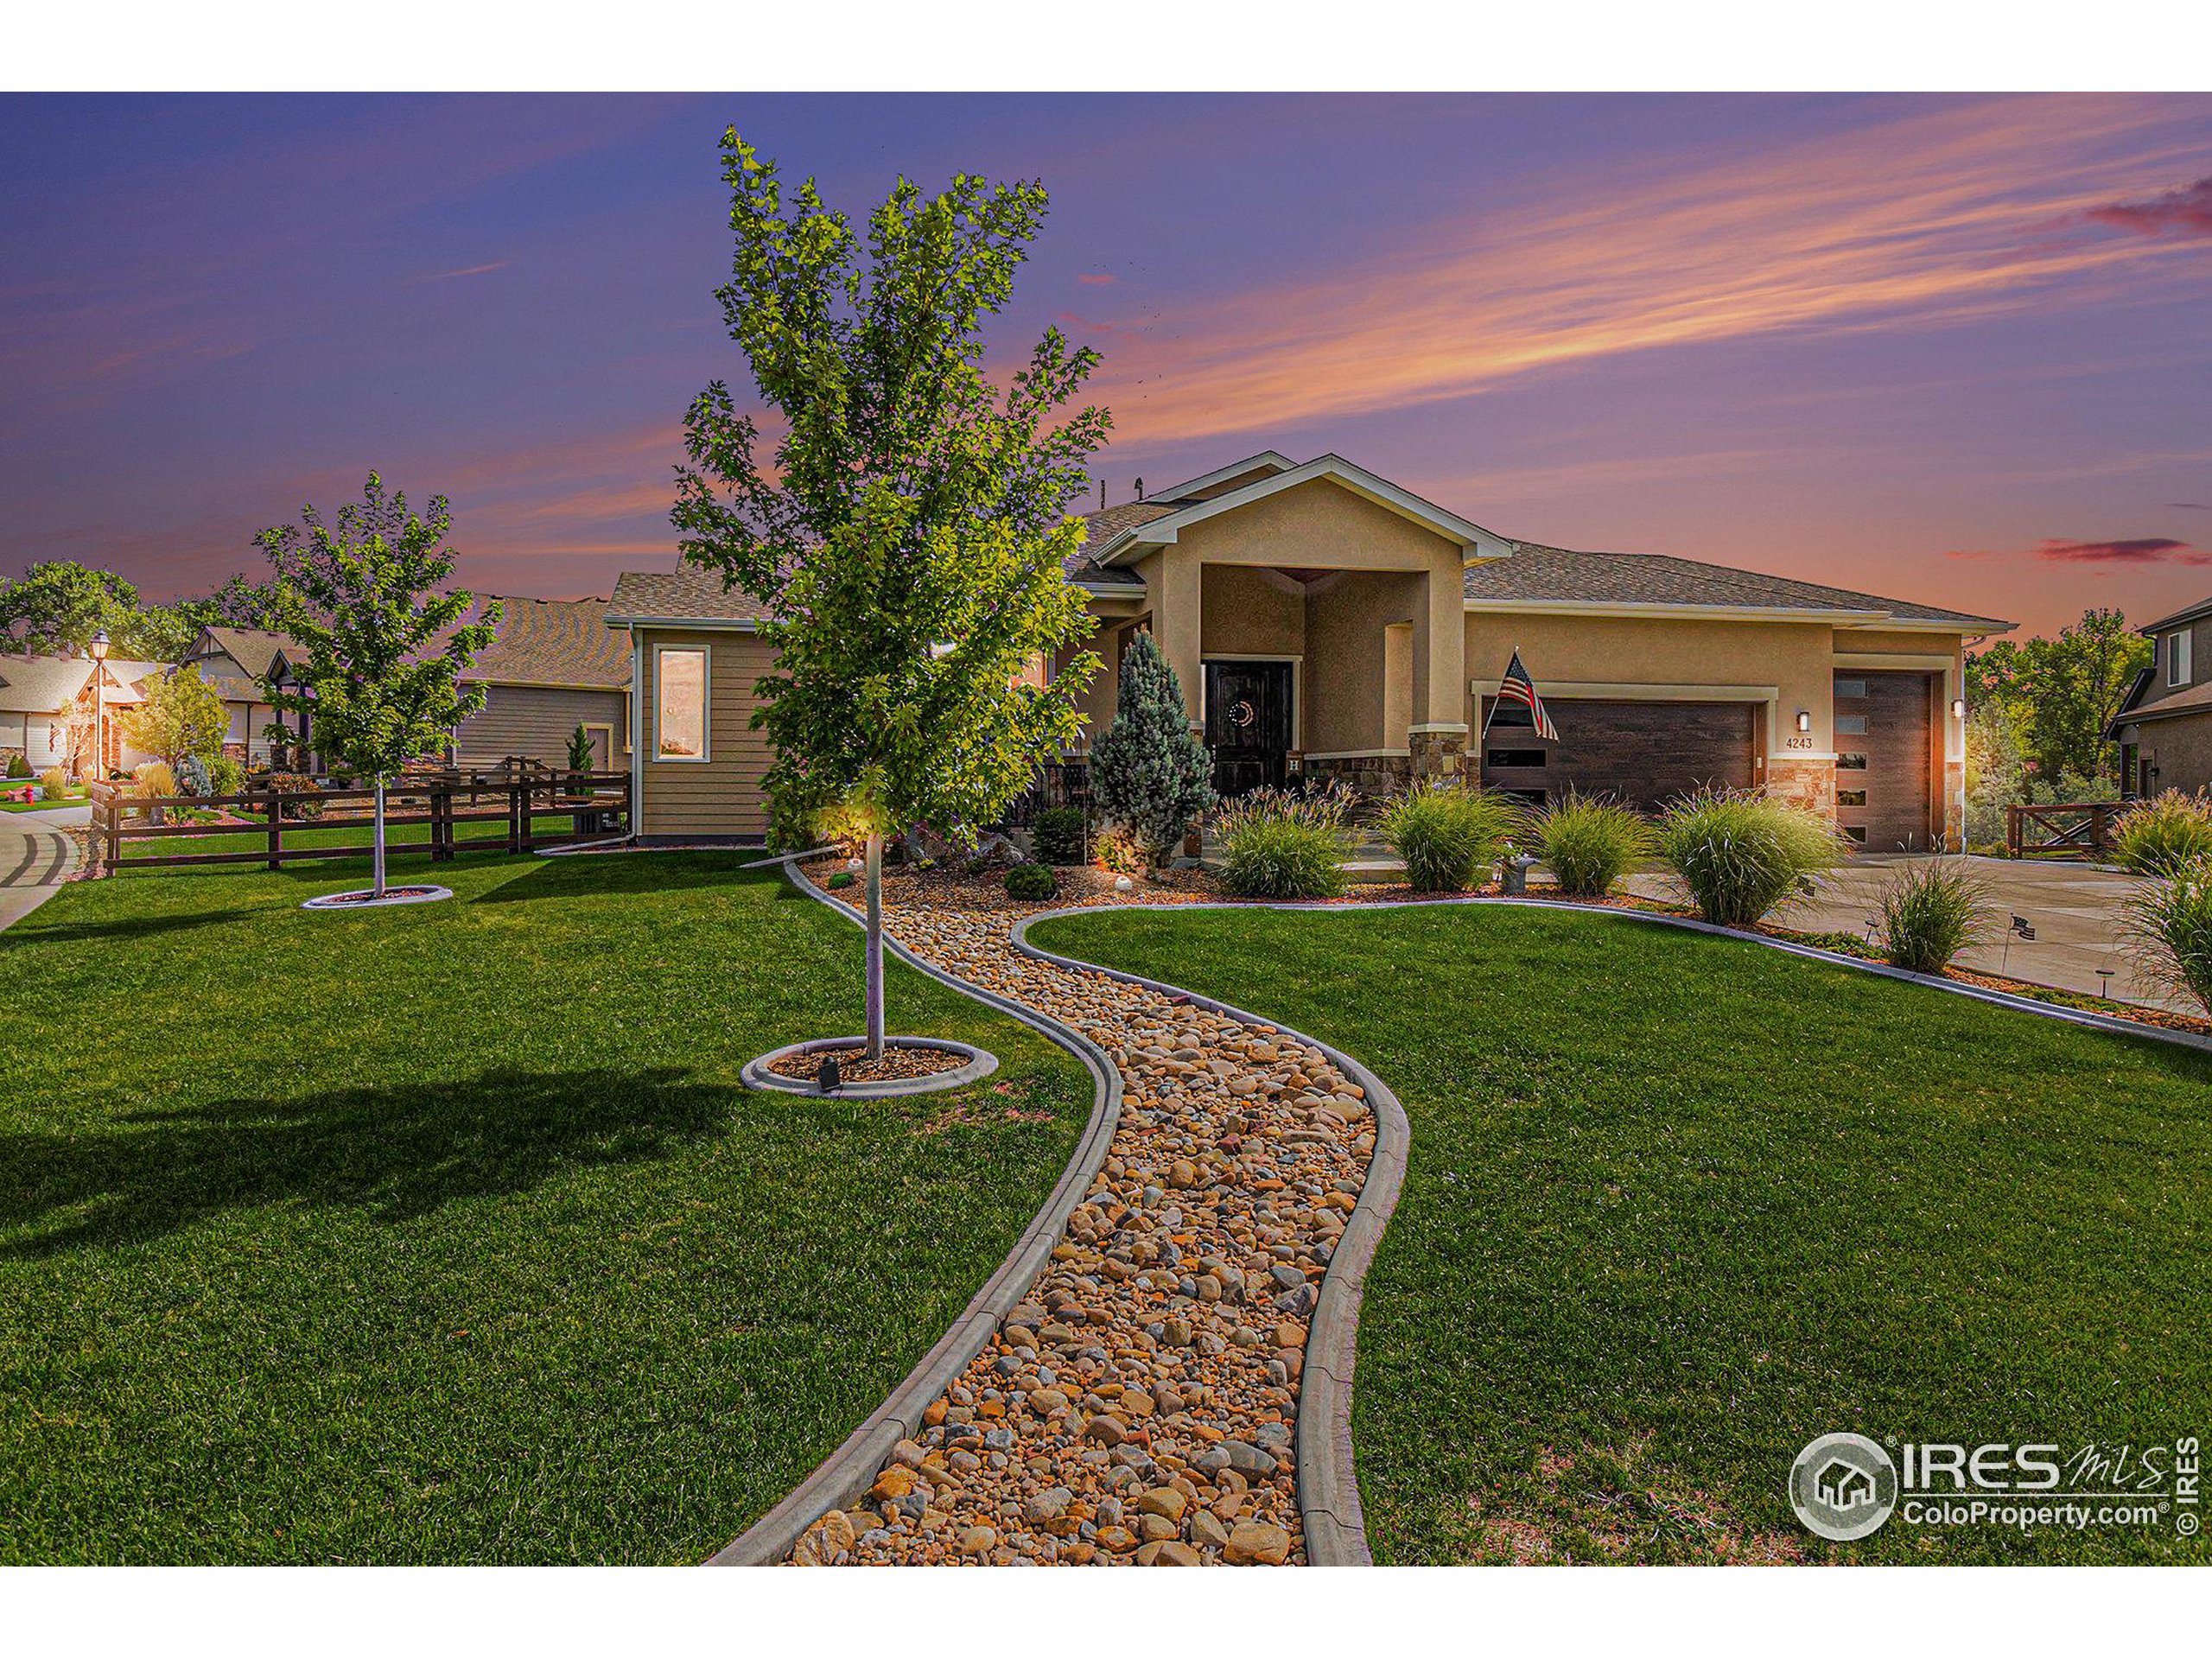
<box><xmin>452</xmin><ymin>596</ymin><xmax>632</xmax><ymax>770</ymax></box>
<box><xmin>0</xmin><ymin>652</ymin><xmax>166</xmax><ymax>777</ymax></box>
<box><xmin>612</xmin><ymin>450</ymin><xmax>2013</xmax><ymax>849</ymax></box>
<box><xmin>180</xmin><ymin>626</ymin><xmax>303</xmax><ymax>764</ymax></box>
<box><xmin>2112</xmin><ymin>596</ymin><xmax>2212</xmax><ymax>798</ymax></box>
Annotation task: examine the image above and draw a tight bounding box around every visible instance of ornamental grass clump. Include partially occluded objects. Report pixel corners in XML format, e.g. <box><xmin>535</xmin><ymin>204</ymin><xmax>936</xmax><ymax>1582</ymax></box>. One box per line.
<box><xmin>1875</xmin><ymin>858</ymin><xmax>1993</xmax><ymax>975</ymax></box>
<box><xmin>1217</xmin><ymin>785</ymin><xmax>1357</xmax><ymax>900</ymax></box>
<box><xmin>2111</xmin><ymin>791</ymin><xmax>2212</xmax><ymax>879</ymax></box>
<box><xmin>1656</xmin><ymin>786</ymin><xmax>1844</xmax><ymax>928</ymax></box>
<box><xmin>1375</xmin><ymin>779</ymin><xmax>1522</xmax><ymax>893</ymax></box>
<box><xmin>2124</xmin><ymin>859</ymin><xmax>2212</xmax><ymax>1016</ymax></box>
<box><xmin>1534</xmin><ymin>793</ymin><xmax>1655</xmax><ymax>898</ymax></box>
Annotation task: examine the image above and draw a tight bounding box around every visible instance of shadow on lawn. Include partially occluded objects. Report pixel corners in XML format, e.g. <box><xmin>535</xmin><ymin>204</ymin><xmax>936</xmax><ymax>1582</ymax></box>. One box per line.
<box><xmin>467</xmin><ymin>851</ymin><xmax>778</xmax><ymax>906</ymax></box>
<box><xmin>1</xmin><ymin>907</ymin><xmax>264</xmax><ymax>948</ymax></box>
<box><xmin>0</xmin><ymin>1066</ymin><xmax>739</xmax><ymax>1259</ymax></box>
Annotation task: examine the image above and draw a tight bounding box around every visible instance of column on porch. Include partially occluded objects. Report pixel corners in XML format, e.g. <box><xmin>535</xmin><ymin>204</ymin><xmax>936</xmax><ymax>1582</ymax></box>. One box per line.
<box><xmin>1409</xmin><ymin>552</ymin><xmax>1469</xmax><ymax>779</ymax></box>
<box><xmin>1139</xmin><ymin>547</ymin><xmax>1205</xmax><ymax>731</ymax></box>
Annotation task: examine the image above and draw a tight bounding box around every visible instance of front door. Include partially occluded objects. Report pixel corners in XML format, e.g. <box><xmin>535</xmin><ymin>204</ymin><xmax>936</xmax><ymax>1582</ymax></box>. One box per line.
<box><xmin>1204</xmin><ymin>660</ymin><xmax>1294</xmax><ymax>797</ymax></box>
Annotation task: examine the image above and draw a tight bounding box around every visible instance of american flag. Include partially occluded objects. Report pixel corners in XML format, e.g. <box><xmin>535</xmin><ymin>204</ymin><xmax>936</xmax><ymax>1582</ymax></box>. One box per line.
<box><xmin>1485</xmin><ymin>648</ymin><xmax>1559</xmax><ymax>741</ymax></box>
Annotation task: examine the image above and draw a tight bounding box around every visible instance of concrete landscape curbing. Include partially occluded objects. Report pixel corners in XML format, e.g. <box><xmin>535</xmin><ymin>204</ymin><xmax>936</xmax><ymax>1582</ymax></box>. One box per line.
<box><xmin>709</xmin><ymin>862</ymin><xmax>2204</xmax><ymax>1568</ymax></box>
<box><xmin>708</xmin><ymin>858</ymin><xmax>1125</xmax><ymax>1566</ymax></box>
<box><xmin>740</xmin><ymin>1034</ymin><xmax>1000</xmax><ymax>1099</ymax></box>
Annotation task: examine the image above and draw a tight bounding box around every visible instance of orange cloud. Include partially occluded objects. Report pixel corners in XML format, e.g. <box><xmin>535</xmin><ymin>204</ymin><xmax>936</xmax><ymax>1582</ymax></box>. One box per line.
<box><xmin>1085</xmin><ymin>96</ymin><xmax>2212</xmax><ymax>446</ymax></box>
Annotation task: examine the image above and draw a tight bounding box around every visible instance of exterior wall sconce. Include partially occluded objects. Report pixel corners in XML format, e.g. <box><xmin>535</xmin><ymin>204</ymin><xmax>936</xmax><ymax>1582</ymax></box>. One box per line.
<box><xmin>1951</xmin><ymin>697</ymin><xmax>1967</xmax><ymax>720</ymax></box>
<box><xmin>1795</xmin><ymin>709</ymin><xmax>1811</xmax><ymax>734</ymax></box>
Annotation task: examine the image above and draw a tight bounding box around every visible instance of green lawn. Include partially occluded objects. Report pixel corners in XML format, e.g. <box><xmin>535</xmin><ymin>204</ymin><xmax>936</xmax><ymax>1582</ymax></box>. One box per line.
<box><xmin>2</xmin><ymin>796</ymin><xmax>83</xmax><ymax>814</ymax></box>
<box><xmin>105</xmin><ymin>810</ymin><xmax>588</xmax><ymax>867</ymax></box>
<box><xmin>0</xmin><ymin>854</ymin><xmax>1089</xmax><ymax>1564</ymax></box>
<box><xmin>1032</xmin><ymin>902</ymin><xmax>2212</xmax><ymax>1566</ymax></box>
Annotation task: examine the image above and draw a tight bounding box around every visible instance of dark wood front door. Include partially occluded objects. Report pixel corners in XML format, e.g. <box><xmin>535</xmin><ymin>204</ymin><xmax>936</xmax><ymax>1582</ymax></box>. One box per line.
<box><xmin>1834</xmin><ymin>671</ymin><xmax>1935</xmax><ymax>852</ymax></box>
<box><xmin>1205</xmin><ymin>660</ymin><xmax>1294</xmax><ymax>797</ymax></box>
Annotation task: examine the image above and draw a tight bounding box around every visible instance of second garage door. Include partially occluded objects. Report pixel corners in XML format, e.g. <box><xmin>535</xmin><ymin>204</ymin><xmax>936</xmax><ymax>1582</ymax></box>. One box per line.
<box><xmin>1479</xmin><ymin>697</ymin><xmax>1758</xmax><ymax>814</ymax></box>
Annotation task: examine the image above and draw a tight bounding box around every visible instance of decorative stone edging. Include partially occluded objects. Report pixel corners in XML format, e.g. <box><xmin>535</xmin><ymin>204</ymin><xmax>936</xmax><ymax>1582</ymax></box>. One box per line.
<box><xmin>1009</xmin><ymin>906</ymin><xmax>1412</xmax><ymax>1567</ymax></box>
<box><xmin>299</xmin><ymin>884</ymin><xmax>454</xmax><ymax>912</ymax></box>
<box><xmin>741</xmin><ymin>1035</ymin><xmax>1000</xmax><ymax>1099</ymax></box>
<box><xmin>707</xmin><ymin>859</ymin><xmax>1126</xmax><ymax>1566</ymax></box>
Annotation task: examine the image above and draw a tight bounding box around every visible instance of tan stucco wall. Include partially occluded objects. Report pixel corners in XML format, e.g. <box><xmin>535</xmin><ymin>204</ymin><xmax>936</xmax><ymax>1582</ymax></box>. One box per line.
<box><xmin>634</xmin><ymin>626</ymin><xmax>777</xmax><ymax>839</ymax></box>
<box><xmin>2124</xmin><ymin>709</ymin><xmax>2212</xmax><ymax>796</ymax></box>
<box><xmin>1201</xmin><ymin>566</ymin><xmax>1306</xmax><ymax>658</ymax></box>
<box><xmin>1464</xmin><ymin>613</ymin><xmax>1839</xmax><ymax>755</ymax></box>
<box><xmin>1304</xmin><ymin>571</ymin><xmax>1427</xmax><ymax>753</ymax></box>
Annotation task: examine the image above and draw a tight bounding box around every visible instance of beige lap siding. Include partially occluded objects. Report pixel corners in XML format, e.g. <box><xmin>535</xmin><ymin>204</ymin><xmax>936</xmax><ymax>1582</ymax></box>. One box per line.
<box><xmin>637</xmin><ymin>627</ymin><xmax>779</xmax><ymax>839</ymax></box>
<box><xmin>455</xmin><ymin>684</ymin><xmax>629</xmax><ymax>767</ymax></box>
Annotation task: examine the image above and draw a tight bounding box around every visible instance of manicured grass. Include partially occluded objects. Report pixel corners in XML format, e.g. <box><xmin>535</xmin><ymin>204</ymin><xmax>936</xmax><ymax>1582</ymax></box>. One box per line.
<box><xmin>107</xmin><ymin>810</ymin><xmax>583</xmax><ymax>867</ymax></box>
<box><xmin>2</xmin><ymin>797</ymin><xmax>82</xmax><ymax>814</ymax></box>
<box><xmin>0</xmin><ymin>854</ymin><xmax>1089</xmax><ymax>1564</ymax></box>
<box><xmin>1032</xmin><ymin>902</ymin><xmax>2212</xmax><ymax>1565</ymax></box>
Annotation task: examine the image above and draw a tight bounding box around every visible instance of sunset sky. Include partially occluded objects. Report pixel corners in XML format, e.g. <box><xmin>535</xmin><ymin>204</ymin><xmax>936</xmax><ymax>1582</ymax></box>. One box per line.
<box><xmin>2</xmin><ymin>91</ymin><xmax>2208</xmax><ymax>638</ymax></box>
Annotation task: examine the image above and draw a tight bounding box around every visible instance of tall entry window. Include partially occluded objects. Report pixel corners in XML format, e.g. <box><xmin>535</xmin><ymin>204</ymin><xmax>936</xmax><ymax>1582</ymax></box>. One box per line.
<box><xmin>655</xmin><ymin>645</ymin><xmax>709</xmax><ymax>760</ymax></box>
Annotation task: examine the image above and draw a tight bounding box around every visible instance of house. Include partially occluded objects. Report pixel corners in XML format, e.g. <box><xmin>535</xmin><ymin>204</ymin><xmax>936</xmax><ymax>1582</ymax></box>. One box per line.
<box><xmin>180</xmin><ymin>626</ymin><xmax>302</xmax><ymax>765</ymax></box>
<box><xmin>612</xmin><ymin>451</ymin><xmax>2013</xmax><ymax>850</ymax></box>
<box><xmin>452</xmin><ymin>596</ymin><xmax>632</xmax><ymax>771</ymax></box>
<box><xmin>0</xmin><ymin>652</ymin><xmax>167</xmax><ymax>777</ymax></box>
<box><xmin>2112</xmin><ymin>596</ymin><xmax>2212</xmax><ymax>798</ymax></box>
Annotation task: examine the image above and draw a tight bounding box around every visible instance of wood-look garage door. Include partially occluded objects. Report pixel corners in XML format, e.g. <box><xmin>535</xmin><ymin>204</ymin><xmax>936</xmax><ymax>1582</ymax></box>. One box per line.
<box><xmin>1834</xmin><ymin>671</ymin><xmax>1934</xmax><ymax>852</ymax></box>
<box><xmin>1479</xmin><ymin>697</ymin><xmax>1757</xmax><ymax>814</ymax></box>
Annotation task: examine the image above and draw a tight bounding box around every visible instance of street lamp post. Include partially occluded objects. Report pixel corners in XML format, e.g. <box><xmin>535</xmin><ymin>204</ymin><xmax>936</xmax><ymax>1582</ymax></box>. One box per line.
<box><xmin>88</xmin><ymin>627</ymin><xmax>110</xmax><ymax>784</ymax></box>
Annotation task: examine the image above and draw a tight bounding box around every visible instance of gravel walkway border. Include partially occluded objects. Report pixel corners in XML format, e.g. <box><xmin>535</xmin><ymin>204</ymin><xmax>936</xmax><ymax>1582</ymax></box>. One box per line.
<box><xmin>707</xmin><ymin>859</ymin><xmax>1125</xmax><ymax>1566</ymax></box>
<box><xmin>1008</xmin><ymin>906</ymin><xmax>1411</xmax><ymax>1567</ymax></box>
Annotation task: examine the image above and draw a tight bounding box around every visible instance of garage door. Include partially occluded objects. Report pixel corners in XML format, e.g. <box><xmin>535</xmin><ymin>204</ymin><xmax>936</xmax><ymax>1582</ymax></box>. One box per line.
<box><xmin>1834</xmin><ymin>671</ymin><xmax>1933</xmax><ymax>852</ymax></box>
<box><xmin>1479</xmin><ymin>697</ymin><xmax>1757</xmax><ymax>814</ymax></box>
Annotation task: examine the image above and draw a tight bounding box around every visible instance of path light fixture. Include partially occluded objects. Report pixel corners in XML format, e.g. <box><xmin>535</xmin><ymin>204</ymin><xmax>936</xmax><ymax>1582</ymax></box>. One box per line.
<box><xmin>88</xmin><ymin>627</ymin><xmax>110</xmax><ymax>782</ymax></box>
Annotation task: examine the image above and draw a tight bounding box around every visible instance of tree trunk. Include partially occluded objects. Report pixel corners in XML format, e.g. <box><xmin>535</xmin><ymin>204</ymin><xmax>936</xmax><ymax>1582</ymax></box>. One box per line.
<box><xmin>864</xmin><ymin>830</ymin><xmax>885</xmax><ymax>1060</ymax></box>
<box><xmin>372</xmin><ymin>776</ymin><xmax>388</xmax><ymax>899</ymax></box>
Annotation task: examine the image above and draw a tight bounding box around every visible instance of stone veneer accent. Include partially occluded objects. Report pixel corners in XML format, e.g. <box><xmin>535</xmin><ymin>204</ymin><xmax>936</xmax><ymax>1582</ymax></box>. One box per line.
<box><xmin>1764</xmin><ymin>756</ymin><xmax>1836</xmax><ymax>819</ymax></box>
<box><xmin>1304</xmin><ymin>754</ymin><xmax>1410</xmax><ymax>797</ymax></box>
<box><xmin>1407</xmin><ymin>728</ymin><xmax>1467</xmax><ymax>781</ymax></box>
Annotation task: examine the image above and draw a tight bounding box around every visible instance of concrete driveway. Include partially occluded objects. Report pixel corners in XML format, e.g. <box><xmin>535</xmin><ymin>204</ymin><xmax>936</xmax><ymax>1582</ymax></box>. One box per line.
<box><xmin>1630</xmin><ymin>855</ymin><xmax>2180</xmax><ymax>1013</ymax></box>
<box><xmin>0</xmin><ymin>806</ymin><xmax>85</xmax><ymax>932</ymax></box>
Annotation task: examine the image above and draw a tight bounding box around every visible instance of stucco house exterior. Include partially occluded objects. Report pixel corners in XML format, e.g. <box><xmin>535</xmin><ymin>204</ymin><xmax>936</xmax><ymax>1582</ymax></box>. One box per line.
<box><xmin>612</xmin><ymin>451</ymin><xmax>2012</xmax><ymax>851</ymax></box>
<box><xmin>2113</xmin><ymin>595</ymin><xmax>2212</xmax><ymax>798</ymax></box>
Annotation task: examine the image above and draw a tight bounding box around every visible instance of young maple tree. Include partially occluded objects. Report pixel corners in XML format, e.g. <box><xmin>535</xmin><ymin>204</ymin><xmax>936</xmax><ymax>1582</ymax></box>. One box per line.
<box><xmin>117</xmin><ymin>665</ymin><xmax>227</xmax><ymax>776</ymax></box>
<box><xmin>673</xmin><ymin>130</ymin><xmax>1107</xmax><ymax>1056</ymax></box>
<box><xmin>255</xmin><ymin>474</ymin><xmax>499</xmax><ymax>899</ymax></box>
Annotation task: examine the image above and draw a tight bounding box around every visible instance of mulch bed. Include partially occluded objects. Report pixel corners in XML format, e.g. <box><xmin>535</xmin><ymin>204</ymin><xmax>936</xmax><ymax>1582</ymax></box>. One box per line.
<box><xmin>312</xmin><ymin>885</ymin><xmax>443</xmax><ymax>906</ymax></box>
<box><xmin>766</xmin><ymin>1044</ymin><xmax>971</xmax><ymax>1084</ymax></box>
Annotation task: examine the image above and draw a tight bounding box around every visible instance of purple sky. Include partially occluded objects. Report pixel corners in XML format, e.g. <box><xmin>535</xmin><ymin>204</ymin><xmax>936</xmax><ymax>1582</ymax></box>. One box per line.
<box><xmin>2</xmin><ymin>92</ymin><xmax>2208</xmax><ymax>637</ymax></box>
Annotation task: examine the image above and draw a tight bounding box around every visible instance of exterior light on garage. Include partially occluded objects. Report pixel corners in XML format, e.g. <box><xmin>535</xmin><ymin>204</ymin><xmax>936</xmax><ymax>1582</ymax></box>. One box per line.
<box><xmin>1951</xmin><ymin>697</ymin><xmax>1967</xmax><ymax>720</ymax></box>
<box><xmin>1795</xmin><ymin>709</ymin><xmax>1811</xmax><ymax>734</ymax></box>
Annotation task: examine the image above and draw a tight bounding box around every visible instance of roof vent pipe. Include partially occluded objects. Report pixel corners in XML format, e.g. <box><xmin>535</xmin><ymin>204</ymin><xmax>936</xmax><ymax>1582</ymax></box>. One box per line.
<box><xmin>1135</xmin><ymin>477</ymin><xmax>1144</xmax><ymax>501</ymax></box>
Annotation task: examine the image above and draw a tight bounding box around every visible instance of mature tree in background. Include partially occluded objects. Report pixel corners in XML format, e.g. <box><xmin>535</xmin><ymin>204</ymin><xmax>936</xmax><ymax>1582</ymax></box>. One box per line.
<box><xmin>673</xmin><ymin>130</ymin><xmax>1106</xmax><ymax>1058</ymax></box>
<box><xmin>206</xmin><ymin>572</ymin><xmax>286</xmax><ymax>630</ymax></box>
<box><xmin>1967</xmin><ymin>608</ymin><xmax>2149</xmax><ymax>795</ymax></box>
<box><xmin>1090</xmin><ymin>632</ymin><xmax>1214</xmax><ymax>862</ymax></box>
<box><xmin>0</xmin><ymin>561</ymin><xmax>143</xmax><ymax>656</ymax></box>
<box><xmin>257</xmin><ymin>475</ymin><xmax>499</xmax><ymax>900</ymax></box>
<box><xmin>118</xmin><ymin>665</ymin><xmax>227</xmax><ymax>775</ymax></box>
<box><xmin>1963</xmin><ymin>699</ymin><xmax>2028</xmax><ymax>848</ymax></box>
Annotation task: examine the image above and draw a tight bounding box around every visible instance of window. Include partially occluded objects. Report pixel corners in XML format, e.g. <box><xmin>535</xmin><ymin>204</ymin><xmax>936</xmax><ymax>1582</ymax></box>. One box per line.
<box><xmin>1843</xmin><ymin>825</ymin><xmax>1868</xmax><ymax>845</ymax></box>
<box><xmin>1486</xmin><ymin>748</ymin><xmax>1548</xmax><ymax>768</ymax></box>
<box><xmin>1834</xmin><ymin>678</ymin><xmax>1867</xmax><ymax>699</ymax></box>
<box><xmin>1837</xmin><ymin>788</ymin><xmax>1867</xmax><ymax>807</ymax></box>
<box><xmin>2170</xmin><ymin>632</ymin><xmax>2194</xmax><ymax>688</ymax></box>
<box><xmin>655</xmin><ymin>646</ymin><xmax>709</xmax><ymax>760</ymax></box>
<box><xmin>1835</xmin><ymin>715</ymin><xmax>1868</xmax><ymax>735</ymax></box>
<box><xmin>1838</xmin><ymin>753</ymin><xmax>1867</xmax><ymax>771</ymax></box>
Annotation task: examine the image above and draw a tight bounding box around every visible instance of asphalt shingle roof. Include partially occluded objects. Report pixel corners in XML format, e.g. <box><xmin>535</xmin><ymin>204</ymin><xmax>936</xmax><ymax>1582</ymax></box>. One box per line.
<box><xmin>466</xmin><ymin>596</ymin><xmax>632</xmax><ymax>688</ymax></box>
<box><xmin>607</xmin><ymin>569</ymin><xmax>776</xmax><ymax>625</ymax></box>
<box><xmin>1465</xmin><ymin>541</ymin><xmax>2012</xmax><ymax>630</ymax></box>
